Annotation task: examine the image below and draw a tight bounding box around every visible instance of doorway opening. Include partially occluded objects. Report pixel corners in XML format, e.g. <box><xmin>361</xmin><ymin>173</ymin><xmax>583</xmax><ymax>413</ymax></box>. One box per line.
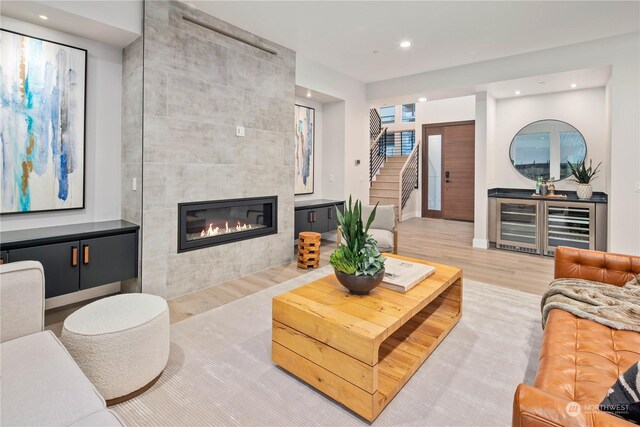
<box><xmin>421</xmin><ymin>121</ymin><xmax>475</xmax><ymax>221</ymax></box>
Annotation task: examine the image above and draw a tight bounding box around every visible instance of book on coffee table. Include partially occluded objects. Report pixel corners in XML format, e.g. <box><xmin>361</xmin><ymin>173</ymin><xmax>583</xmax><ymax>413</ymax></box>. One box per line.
<box><xmin>381</xmin><ymin>256</ymin><xmax>436</xmax><ymax>292</ymax></box>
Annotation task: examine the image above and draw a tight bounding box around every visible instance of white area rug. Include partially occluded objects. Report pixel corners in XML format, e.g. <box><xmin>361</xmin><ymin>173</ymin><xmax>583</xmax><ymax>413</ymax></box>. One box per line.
<box><xmin>113</xmin><ymin>266</ymin><xmax>542</xmax><ymax>426</ymax></box>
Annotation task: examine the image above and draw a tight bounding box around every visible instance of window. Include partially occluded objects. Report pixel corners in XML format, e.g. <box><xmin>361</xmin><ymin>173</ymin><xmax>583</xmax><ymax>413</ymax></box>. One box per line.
<box><xmin>402</xmin><ymin>104</ymin><xmax>415</xmax><ymax>122</ymax></box>
<box><xmin>380</xmin><ymin>106</ymin><xmax>395</xmax><ymax>124</ymax></box>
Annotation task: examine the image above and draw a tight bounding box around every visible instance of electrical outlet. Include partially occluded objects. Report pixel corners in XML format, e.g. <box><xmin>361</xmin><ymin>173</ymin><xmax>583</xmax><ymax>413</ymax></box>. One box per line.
<box><xmin>236</xmin><ymin>126</ymin><xmax>245</xmax><ymax>137</ymax></box>
<box><xmin>329</xmin><ymin>174</ymin><xmax>334</xmax><ymax>183</ymax></box>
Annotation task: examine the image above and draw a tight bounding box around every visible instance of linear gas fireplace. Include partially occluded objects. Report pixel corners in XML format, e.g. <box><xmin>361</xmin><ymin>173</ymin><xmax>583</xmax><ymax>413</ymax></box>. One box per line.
<box><xmin>178</xmin><ymin>196</ymin><xmax>277</xmax><ymax>252</ymax></box>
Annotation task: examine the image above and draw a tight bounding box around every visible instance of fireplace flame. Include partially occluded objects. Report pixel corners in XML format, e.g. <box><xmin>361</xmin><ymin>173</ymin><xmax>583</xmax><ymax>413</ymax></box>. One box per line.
<box><xmin>200</xmin><ymin>220</ymin><xmax>253</xmax><ymax>237</ymax></box>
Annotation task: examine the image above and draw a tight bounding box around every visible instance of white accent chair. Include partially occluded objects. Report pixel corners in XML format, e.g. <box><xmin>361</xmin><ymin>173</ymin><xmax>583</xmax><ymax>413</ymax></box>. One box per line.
<box><xmin>337</xmin><ymin>204</ymin><xmax>398</xmax><ymax>254</ymax></box>
<box><xmin>0</xmin><ymin>261</ymin><xmax>125</xmax><ymax>426</ymax></box>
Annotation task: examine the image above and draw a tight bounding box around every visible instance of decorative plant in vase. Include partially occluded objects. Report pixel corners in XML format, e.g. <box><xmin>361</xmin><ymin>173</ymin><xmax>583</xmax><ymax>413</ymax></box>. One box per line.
<box><xmin>567</xmin><ymin>159</ymin><xmax>602</xmax><ymax>200</ymax></box>
<box><xmin>330</xmin><ymin>197</ymin><xmax>385</xmax><ymax>295</ymax></box>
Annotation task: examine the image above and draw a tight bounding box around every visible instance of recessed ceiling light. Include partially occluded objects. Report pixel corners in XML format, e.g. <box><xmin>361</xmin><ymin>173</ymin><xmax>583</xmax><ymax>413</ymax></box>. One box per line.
<box><xmin>515</xmin><ymin>90</ymin><xmax>521</xmax><ymax>95</ymax></box>
<box><xmin>306</xmin><ymin>89</ymin><xmax>311</xmax><ymax>98</ymax></box>
<box><xmin>418</xmin><ymin>97</ymin><xmax>427</xmax><ymax>103</ymax></box>
<box><xmin>400</xmin><ymin>41</ymin><xmax>411</xmax><ymax>48</ymax></box>
<box><xmin>38</xmin><ymin>14</ymin><xmax>48</xmax><ymax>20</ymax></box>
<box><xmin>570</xmin><ymin>83</ymin><xmax>577</xmax><ymax>88</ymax></box>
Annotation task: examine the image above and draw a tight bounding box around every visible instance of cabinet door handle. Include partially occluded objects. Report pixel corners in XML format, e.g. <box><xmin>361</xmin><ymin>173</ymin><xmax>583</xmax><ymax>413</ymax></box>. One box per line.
<box><xmin>83</xmin><ymin>245</ymin><xmax>90</xmax><ymax>265</ymax></box>
<box><xmin>313</xmin><ymin>211</ymin><xmax>317</xmax><ymax>222</ymax></box>
<box><xmin>308</xmin><ymin>211</ymin><xmax>313</xmax><ymax>223</ymax></box>
<box><xmin>72</xmin><ymin>246</ymin><xmax>78</xmax><ymax>267</ymax></box>
<box><xmin>328</xmin><ymin>208</ymin><xmax>333</xmax><ymax>219</ymax></box>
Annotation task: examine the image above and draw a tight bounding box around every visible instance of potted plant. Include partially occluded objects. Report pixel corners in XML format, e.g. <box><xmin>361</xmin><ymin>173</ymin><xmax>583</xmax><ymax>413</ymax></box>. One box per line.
<box><xmin>567</xmin><ymin>159</ymin><xmax>602</xmax><ymax>200</ymax></box>
<box><xmin>330</xmin><ymin>197</ymin><xmax>385</xmax><ymax>295</ymax></box>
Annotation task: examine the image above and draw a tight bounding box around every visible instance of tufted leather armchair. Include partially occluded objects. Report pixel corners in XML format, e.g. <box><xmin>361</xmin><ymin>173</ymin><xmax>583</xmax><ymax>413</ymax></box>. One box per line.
<box><xmin>513</xmin><ymin>246</ymin><xmax>640</xmax><ymax>427</ymax></box>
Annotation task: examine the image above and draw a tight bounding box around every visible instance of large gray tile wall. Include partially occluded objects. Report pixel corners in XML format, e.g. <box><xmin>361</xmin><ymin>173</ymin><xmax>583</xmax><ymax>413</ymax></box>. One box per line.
<box><xmin>141</xmin><ymin>1</ymin><xmax>295</xmax><ymax>298</ymax></box>
<box><xmin>121</xmin><ymin>37</ymin><xmax>143</xmax><ymax>293</ymax></box>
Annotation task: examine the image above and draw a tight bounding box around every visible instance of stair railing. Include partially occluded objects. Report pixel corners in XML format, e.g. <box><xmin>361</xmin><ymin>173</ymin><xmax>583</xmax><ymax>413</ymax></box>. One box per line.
<box><xmin>369</xmin><ymin>128</ymin><xmax>387</xmax><ymax>182</ymax></box>
<box><xmin>398</xmin><ymin>142</ymin><xmax>420</xmax><ymax>219</ymax></box>
<box><xmin>370</xmin><ymin>108</ymin><xmax>382</xmax><ymax>140</ymax></box>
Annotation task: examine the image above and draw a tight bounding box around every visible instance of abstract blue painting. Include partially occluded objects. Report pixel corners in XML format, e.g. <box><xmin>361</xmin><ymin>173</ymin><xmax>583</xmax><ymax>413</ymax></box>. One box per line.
<box><xmin>1</xmin><ymin>30</ymin><xmax>86</xmax><ymax>214</ymax></box>
<box><xmin>294</xmin><ymin>104</ymin><xmax>314</xmax><ymax>195</ymax></box>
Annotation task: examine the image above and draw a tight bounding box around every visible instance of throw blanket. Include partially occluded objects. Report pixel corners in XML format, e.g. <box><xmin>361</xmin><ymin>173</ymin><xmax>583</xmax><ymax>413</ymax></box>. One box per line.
<box><xmin>541</xmin><ymin>274</ymin><xmax>640</xmax><ymax>332</ymax></box>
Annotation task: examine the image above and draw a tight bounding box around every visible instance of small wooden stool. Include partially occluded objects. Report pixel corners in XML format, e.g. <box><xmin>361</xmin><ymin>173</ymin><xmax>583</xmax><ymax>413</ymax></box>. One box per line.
<box><xmin>298</xmin><ymin>232</ymin><xmax>321</xmax><ymax>269</ymax></box>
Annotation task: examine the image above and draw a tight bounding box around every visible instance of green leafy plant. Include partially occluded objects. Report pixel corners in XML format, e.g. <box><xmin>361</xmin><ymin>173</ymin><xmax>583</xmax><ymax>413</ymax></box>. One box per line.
<box><xmin>567</xmin><ymin>159</ymin><xmax>602</xmax><ymax>184</ymax></box>
<box><xmin>330</xmin><ymin>196</ymin><xmax>385</xmax><ymax>276</ymax></box>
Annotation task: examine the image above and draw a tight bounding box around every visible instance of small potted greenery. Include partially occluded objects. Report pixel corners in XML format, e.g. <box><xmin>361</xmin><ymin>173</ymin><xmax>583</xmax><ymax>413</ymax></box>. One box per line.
<box><xmin>567</xmin><ymin>159</ymin><xmax>602</xmax><ymax>199</ymax></box>
<box><xmin>330</xmin><ymin>197</ymin><xmax>385</xmax><ymax>295</ymax></box>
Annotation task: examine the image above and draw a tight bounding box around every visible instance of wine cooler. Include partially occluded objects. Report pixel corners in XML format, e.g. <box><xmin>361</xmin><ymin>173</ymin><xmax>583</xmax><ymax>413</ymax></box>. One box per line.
<box><xmin>543</xmin><ymin>201</ymin><xmax>594</xmax><ymax>256</ymax></box>
<box><xmin>491</xmin><ymin>197</ymin><xmax>605</xmax><ymax>256</ymax></box>
<box><xmin>496</xmin><ymin>199</ymin><xmax>541</xmax><ymax>254</ymax></box>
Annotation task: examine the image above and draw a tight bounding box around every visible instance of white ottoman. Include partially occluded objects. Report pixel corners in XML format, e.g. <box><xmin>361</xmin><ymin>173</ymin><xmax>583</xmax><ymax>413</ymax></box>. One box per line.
<box><xmin>61</xmin><ymin>293</ymin><xmax>170</xmax><ymax>404</ymax></box>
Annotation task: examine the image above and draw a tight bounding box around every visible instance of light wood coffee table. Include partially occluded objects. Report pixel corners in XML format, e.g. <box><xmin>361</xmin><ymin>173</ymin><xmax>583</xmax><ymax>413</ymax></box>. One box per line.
<box><xmin>272</xmin><ymin>254</ymin><xmax>462</xmax><ymax>421</ymax></box>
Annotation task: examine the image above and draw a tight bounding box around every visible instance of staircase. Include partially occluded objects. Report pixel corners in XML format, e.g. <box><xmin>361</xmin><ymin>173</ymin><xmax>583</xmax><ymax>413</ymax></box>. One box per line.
<box><xmin>369</xmin><ymin>108</ymin><xmax>419</xmax><ymax>219</ymax></box>
<box><xmin>369</xmin><ymin>156</ymin><xmax>407</xmax><ymax>206</ymax></box>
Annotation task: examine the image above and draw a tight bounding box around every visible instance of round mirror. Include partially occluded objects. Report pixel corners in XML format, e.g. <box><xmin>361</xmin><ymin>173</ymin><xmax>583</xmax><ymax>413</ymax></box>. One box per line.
<box><xmin>509</xmin><ymin>119</ymin><xmax>587</xmax><ymax>181</ymax></box>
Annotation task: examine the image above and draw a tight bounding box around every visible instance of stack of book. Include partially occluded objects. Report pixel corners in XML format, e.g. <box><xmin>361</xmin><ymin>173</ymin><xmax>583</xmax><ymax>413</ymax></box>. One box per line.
<box><xmin>381</xmin><ymin>256</ymin><xmax>436</xmax><ymax>292</ymax></box>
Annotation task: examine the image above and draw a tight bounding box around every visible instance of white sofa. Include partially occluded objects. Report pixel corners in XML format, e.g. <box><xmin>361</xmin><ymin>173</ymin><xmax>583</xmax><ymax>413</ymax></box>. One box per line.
<box><xmin>0</xmin><ymin>261</ymin><xmax>125</xmax><ymax>426</ymax></box>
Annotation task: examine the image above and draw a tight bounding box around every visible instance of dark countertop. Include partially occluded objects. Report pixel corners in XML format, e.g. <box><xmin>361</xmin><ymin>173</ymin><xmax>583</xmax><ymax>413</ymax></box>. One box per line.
<box><xmin>294</xmin><ymin>199</ymin><xmax>345</xmax><ymax>210</ymax></box>
<box><xmin>1</xmin><ymin>220</ymin><xmax>140</xmax><ymax>250</ymax></box>
<box><xmin>488</xmin><ymin>188</ymin><xmax>608</xmax><ymax>204</ymax></box>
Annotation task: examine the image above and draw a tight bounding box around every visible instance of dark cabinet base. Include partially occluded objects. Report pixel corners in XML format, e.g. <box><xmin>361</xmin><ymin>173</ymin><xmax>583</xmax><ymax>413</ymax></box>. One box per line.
<box><xmin>294</xmin><ymin>199</ymin><xmax>345</xmax><ymax>238</ymax></box>
<box><xmin>9</xmin><ymin>242</ymin><xmax>80</xmax><ymax>298</ymax></box>
<box><xmin>1</xmin><ymin>220</ymin><xmax>139</xmax><ymax>299</ymax></box>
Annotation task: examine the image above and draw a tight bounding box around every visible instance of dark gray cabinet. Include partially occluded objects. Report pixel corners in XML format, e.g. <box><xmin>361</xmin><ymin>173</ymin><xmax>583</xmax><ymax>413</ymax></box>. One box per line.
<box><xmin>80</xmin><ymin>233</ymin><xmax>137</xmax><ymax>289</ymax></box>
<box><xmin>294</xmin><ymin>199</ymin><xmax>344</xmax><ymax>238</ymax></box>
<box><xmin>1</xmin><ymin>221</ymin><xmax>139</xmax><ymax>299</ymax></box>
<box><xmin>9</xmin><ymin>242</ymin><xmax>80</xmax><ymax>298</ymax></box>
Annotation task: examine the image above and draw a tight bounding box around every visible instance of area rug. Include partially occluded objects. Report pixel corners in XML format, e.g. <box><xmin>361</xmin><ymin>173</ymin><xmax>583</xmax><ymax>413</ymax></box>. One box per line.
<box><xmin>113</xmin><ymin>266</ymin><xmax>543</xmax><ymax>426</ymax></box>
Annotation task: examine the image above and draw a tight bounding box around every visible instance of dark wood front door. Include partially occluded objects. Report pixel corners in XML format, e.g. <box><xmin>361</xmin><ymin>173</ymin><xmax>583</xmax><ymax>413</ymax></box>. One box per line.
<box><xmin>422</xmin><ymin>121</ymin><xmax>475</xmax><ymax>221</ymax></box>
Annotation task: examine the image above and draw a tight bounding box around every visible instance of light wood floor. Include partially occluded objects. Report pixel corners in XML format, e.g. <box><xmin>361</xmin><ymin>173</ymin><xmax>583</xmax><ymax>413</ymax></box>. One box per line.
<box><xmin>45</xmin><ymin>218</ymin><xmax>553</xmax><ymax>332</ymax></box>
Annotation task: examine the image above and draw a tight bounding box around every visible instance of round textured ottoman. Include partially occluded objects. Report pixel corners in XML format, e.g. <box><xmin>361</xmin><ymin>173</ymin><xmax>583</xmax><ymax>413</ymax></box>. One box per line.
<box><xmin>61</xmin><ymin>293</ymin><xmax>170</xmax><ymax>405</ymax></box>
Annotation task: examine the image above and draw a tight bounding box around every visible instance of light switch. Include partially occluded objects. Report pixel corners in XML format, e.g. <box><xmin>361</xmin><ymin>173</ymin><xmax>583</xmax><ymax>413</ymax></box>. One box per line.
<box><xmin>236</xmin><ymin>126</ymin><xmax>245</xmax><ymax>137</ymax></box>
<box><xmin>329</xmin><ymin>174</ymin><xmax>334</xmax><ymax>183</ymax></box>
<box><xmin>132</xmin><ymin>177</ymin><xmax>137</xmax><ymax>191</ymax></box>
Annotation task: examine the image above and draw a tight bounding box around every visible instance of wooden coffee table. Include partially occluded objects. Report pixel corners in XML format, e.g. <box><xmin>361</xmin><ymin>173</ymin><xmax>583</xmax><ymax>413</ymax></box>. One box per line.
<box><xmin>272</xmin><ymin>254</ymin><xmax>462</xmax><ymax>421</ymax></box>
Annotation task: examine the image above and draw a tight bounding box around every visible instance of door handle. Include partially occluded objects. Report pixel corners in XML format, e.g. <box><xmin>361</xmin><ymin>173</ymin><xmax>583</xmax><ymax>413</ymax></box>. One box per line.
<box><xmin>83</xmin><ymin>245</ymin><xmax>90</xmax><ymax>265</ymax></box>
<box><xmin>72</xmin><ymin>246</ymin><xmax>78</xmax><ymax>267</ymax></box>
<box><xmin>445</xmin><ymin>171</ymin><xmax>450</xmax><ymax>178</ymax></box>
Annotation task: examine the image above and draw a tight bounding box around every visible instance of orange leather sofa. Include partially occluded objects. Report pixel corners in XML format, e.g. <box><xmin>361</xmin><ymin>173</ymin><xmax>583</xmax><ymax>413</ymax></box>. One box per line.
<box><xmin>513</xmin><ymin>246</ymin><xmax>640</xmax><ymax>427</ymax></box>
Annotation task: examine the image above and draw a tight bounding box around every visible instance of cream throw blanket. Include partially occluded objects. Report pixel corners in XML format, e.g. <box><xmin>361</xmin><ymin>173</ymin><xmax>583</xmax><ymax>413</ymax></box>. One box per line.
<box><xmin>541</xmin><ymin>274</ymin><xmax>640</xmax><ymax>332</ymax></box>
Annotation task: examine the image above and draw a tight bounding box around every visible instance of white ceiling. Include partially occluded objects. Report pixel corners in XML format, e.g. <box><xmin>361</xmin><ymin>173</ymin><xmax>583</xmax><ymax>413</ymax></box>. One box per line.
<box><xmin>484</xmin><ymin>66</ymin><xmax>612</xmax><ymax>100</ymax></box>
<box><xmin>295</xmin><ymin>85</ymin><xmax>342</xmax><ymax>104</ymax></box>
<box><xmin>1</xmin><ymin>1</ymin><xmax>142</xmax><ymax>47</ymax></box>
<box><xmin>186</xmin><ymin>1</ymin><xmax>639</xmax><ymax>83</ymax></box>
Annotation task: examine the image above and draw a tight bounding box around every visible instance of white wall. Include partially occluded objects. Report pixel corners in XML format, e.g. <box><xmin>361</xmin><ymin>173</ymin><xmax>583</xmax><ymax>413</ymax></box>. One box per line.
<box><xmin>296</xmin><ymin>56</ymin><xmax>369</xmax><ymax>203</ymax></box>
<box><xmin>294</xmin><ymin>97</ymin><xmax>324</xmax><ymax>202</ymax></box>
<box><xmin>493</xmin><ymin>88</ymin><xmax>607</xmax><ymax>192</ymax></box>
<box><xmin>322</xmin><ymin>101</ymin><xmax>346</xmax><ymax>201</ymax></box>
<box><xmin>0</xmin><ymin>17</ymin><xmax>123</xmax><ymax>231</ymax></box>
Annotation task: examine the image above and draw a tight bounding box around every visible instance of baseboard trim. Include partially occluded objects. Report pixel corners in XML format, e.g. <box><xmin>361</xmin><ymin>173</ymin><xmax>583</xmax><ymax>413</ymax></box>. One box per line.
<box><xmin>401</xmin><ymin>211</ymin><xmax>420</xmax><ymax>222</ymax></box>
<box><xmin>45</xmin><ymin>282</ymin><xmax>121</xmax><ymax>310</ymax></box>
<box><xmin>472</xmin><ymin>238</ymin><xmax>489</xmax><ymax>249</ymax></box>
